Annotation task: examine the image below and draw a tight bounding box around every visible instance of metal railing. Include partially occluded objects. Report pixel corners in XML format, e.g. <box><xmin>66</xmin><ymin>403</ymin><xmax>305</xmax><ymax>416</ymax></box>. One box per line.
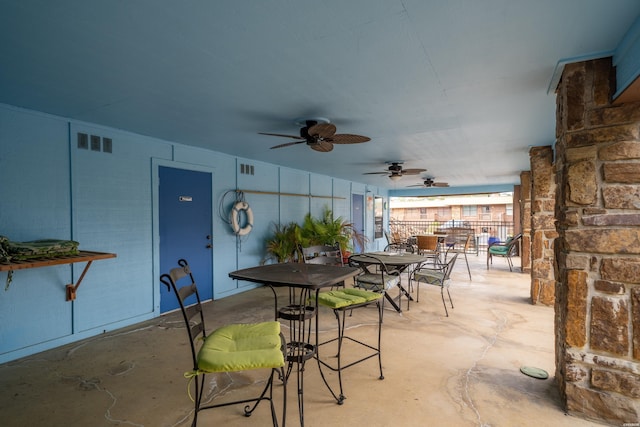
<box><xmin>389</xmin><ymin>219</ymin><xmax>515</xmax><ymax>253</ymax></box>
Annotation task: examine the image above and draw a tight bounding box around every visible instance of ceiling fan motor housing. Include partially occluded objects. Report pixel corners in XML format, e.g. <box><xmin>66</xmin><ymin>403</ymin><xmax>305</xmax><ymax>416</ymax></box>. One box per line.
<box><xmin>388</xmin><ymin>162</ymin><xmax>403</xmax><ymax>172</ymax></box>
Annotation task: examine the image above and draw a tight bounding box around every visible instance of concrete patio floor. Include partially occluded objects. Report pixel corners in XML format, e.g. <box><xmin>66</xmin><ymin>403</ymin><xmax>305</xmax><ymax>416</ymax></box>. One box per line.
<box><xmin>0</xmin><ymin>254</ymin><xmax>608</xmax><ymax>427</ymax></box>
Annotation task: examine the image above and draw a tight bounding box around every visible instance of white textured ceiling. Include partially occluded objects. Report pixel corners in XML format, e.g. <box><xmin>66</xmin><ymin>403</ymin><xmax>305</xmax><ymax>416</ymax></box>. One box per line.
<box><xmin>2</xmin><ymin>1</ymin><xmax>639</xmax><ymax>193</ymax></box>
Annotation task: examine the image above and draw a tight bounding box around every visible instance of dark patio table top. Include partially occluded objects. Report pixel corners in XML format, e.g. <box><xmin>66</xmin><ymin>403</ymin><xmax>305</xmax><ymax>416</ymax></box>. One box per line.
<box><xmin>229</xmin><ymin>262</ymin><xmax>361</xmax><ymax>289</ymax></box>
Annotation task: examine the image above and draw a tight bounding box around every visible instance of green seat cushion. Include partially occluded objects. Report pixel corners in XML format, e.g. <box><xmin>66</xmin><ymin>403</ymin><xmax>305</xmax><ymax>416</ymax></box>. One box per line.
<box><xmin>355</xmin><ymin>273</ymin><xmax>400</xmax><ymax>290</ymax></box>
<box><xmin>413</xmin><ymin>270</ymin><xmax>445</xmax><ymax>285</ymax></box>
<box><xmin>315</xmin><ymin>288</ymin><xmax>382</xmax><ymax>309</ymax></box>
<box><xmin>488</xmin><ymin>246</ymin><xmax>510</xmax><ymax>255</ymax></box>
<box><xmin>196</xmin><ymin>321</ymin><xmax>284</xmax><ymax>373</ymax></box>
<box><xmin>340</xmin><ymin>288</ymin><xmax>383</xmax><ymax>302</ymax></box>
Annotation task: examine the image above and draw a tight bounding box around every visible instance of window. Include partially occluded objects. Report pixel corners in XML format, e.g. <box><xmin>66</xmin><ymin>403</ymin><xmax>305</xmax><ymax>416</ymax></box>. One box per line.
<box><xmin>462</xmin><ymin>205</ymin><xmax>477</xmax><ymax>217</ymax></box>
<box><xmin>482</xmin><ymin>205</ymin><xmax>491</xmax><ymax>213</ymax></box>
<box><xmin>419</xmin><ymin>207</ymin><xmax>428</xmax><ymax>219</ymax></box>
<box><xmin>506</xmin><ymin>204</ymin><xmax>513</xmax><ymax>216</ymax></box>
<box><xmin>436</xmin><ymin>207</ymin><xmax>451</xmax><ymax>219</ymax></box>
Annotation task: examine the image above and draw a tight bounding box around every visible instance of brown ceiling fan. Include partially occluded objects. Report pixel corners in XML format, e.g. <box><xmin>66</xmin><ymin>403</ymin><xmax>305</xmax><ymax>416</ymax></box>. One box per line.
<box><xmin>259</xmin><ymin>119</ymin><xmax>370</xmax><ymax>152</ymax></box>
<box><xmin>364</xmin><ymin>162</ymin><xmax>427</xmax><ymax>181</ymax></box>
<box><xmin>408</xmin><ymin>177</ymin><xmax>450</xmax><ymax>188</ymax></box>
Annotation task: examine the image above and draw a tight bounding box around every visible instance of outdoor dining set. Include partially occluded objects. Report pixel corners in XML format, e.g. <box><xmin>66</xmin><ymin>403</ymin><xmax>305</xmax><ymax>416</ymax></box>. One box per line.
<box><xmin>159</xmin><ymin>229</ymin><xmax>519</xmax><ymax>426</ymax></box>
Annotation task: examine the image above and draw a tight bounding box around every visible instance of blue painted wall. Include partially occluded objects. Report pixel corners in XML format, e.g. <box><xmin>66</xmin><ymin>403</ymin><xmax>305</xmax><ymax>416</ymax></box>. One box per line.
<box><xmin>0</xmin><ymin>103</ymin><xmax>387</xmax><ymax>363</ymax></box>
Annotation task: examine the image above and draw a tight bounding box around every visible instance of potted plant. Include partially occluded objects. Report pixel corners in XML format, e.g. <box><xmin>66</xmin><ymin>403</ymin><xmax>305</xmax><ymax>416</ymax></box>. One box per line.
<box><xmin>265</xmin><ymin>207</ymin><xmax>367</xmax><ymax>264</ymax></box>
<box><xmin>265</xmin><ymin>222</ymin><xmax>301</xmax><ymax>263</ymax></box>
<box><xmin>300</xmin><ymin>207</ymin><xmax>366</xmax><ymax>262</ymax></box>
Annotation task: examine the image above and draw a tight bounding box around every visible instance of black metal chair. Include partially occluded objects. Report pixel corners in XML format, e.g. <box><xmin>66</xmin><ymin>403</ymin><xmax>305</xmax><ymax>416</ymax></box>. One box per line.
<box><xmin>300</xmin><ymin>243</ymin><xmax>343</xmax><ymax>266</ymax></box>
<box><xmin>350</xmin><ymin>253</ymin><xmax>402</xmax><ymax>312</ymax></box>
<box><xmin>411</xmin><ymin>253</ymin><xmax>459</xmax><ymax>316</ymax></box>
<box><xmin>383</xmin><ymin>230</ymin><xmax>415</xmax><ymax>253</ymax></box>
<box><xmin>160</xmin><ymin>259</ymin><xmax>287</xmax><ymax>427</ymax></box>
<box><xmin>445</xmin><ymin>233</ymin><xmax>473</xmax><ymax>280</ymax></box>
<box><xmin>487</xmin><ymin>233</ymin><xmax>523</xmax><ymax>272</ymax></box>
<box><xmin>301</xmin><ymin>248</ymin><xmax>384</xmax><ymax>405</ymax></box>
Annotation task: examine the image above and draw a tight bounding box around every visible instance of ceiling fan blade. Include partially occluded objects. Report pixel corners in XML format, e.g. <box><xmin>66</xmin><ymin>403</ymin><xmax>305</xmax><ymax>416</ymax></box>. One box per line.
<box><xmin>402</xmin><ymin>168</ymin><xmax>427</xmax><ymax>175</ymax></box>
<box><xmin>406</xmin><ymin>184</ymin><xmax>424</xmax><ymax>187</ymax></box>
<box><xmin>330</xmin><ymin>134</ymin><xmax>371</xmax><ymax>144</ymax></box>
<box><xmin>308</xmin><ymin>123</ymin><xmax>336</xmax><ymax>138</ymax></box>
<box><xmin>363</xmin><ymin>171</ymin><xmax>389</xmax><ymax>175</ymax></box>
<box><xmin>270</xmin><ymin>140</ymin><xmax>306</xmax><ymax>149</ymax></box>
<box><xmin>310</xmin><ymin>141</ymin><xmax>334</xmax><ymax>152</ymax></box>
<box><xmin>433</xmin><ymin>182</ymin><xmax>450</xmax><ymax>187</ymax></box>
<box><xmin>259</xmin><ymin>132</ymin><xmax>304</xmax><ymax>139</ymax></box>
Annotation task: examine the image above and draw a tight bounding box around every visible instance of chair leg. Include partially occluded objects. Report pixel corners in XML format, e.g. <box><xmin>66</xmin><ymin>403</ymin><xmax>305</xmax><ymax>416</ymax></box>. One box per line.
<box><xmin>507</xmin><ymin>256</ymin><xmax>513</xmax><ymax>272</ymax></box>
<box><xmin>446</xmin><ymin>287</ymin><xmax>454</xmax><ymax>310</ymax></box>
<box><xmin>376</xmin><ymin>299</ymin><xmax>384</xmax><ymax>380</ymax></box>
<box><xmin>316</xmin><ymin>300</ymin><xmax>384</xmax><ymax>405</ymax></box>
<box><xmin>440</xmin><ymin>286</ymin><xmax>449</xmax><ymax>317</ymax></box>
<box><xmin>464</xmin><ymin>253</ymin><xmax>471</xmax><ymax>280</ymax></box>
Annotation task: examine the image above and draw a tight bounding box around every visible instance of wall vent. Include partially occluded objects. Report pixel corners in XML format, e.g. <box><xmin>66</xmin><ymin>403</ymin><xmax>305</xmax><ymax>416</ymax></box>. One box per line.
<box><xmin>240</xmin><ymin>163</ymin><xmax>254</xmax><ymax>175</ymax></box>
<box><xmin>77</xmin><ymin>132</ymin><xmax>112</xmax><ymax>153</ymax></box>
<box><xmin>90</xmin><ymin>135</ymin><xmax>101</xmax><ymax>151</ymax></box>
<box><xmin>77</xmin><ymin>133</ymin><xmax>88</xmax><ymax>149</ymax></box>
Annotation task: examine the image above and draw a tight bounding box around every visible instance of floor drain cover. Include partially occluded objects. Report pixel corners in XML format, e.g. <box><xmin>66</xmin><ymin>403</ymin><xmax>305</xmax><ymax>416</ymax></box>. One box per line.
<box><xmin>520</xmin><ymin>366</ymin><xmax>549</xmax><ymax>379</ymax></box>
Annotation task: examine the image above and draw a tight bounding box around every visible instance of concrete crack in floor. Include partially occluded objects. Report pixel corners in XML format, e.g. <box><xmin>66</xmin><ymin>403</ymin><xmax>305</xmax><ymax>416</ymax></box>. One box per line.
<box><xmin>58</xmin><ymin>374</ymin><xmax>144</xmax><ymax>427</ymax></box>
<box><xmin>463</xmin><ymin>309</ymin><xmax>508</xmax><ymax>427</ymax></box>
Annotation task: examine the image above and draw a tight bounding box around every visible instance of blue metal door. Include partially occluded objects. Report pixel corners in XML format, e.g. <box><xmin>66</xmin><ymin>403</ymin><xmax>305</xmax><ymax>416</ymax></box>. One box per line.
<box><xmin>352</xmin><ymin>194</ymin><xmax>365</xmax><ymax>253</ymax></box>
<box><xmin>159</xmin><ymin>166</ymin><xmax>213</xmax><ymax>313</ymax></box>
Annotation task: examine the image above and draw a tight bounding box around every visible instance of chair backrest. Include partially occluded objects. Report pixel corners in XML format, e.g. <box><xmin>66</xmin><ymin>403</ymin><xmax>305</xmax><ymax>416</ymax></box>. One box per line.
<box><xmin>461</xmin><ymin>234</ymin><xmax>472</xmax><ymax>251</ymax></box>
<box><xmin>416</xmin><ymin>235</ymin><xmax>438</xmax><ymax>251</ymax></box>
<box><xmin>443</xmin><ymin>252</ymin><xmax>459</xmax><ymax>280</ymax></box>
<box><xmin>506</xmin><ymin>233</ymin><xmax>523</xmax><ymax>253</ymax></box>
<box><xmin>159</xmin><ymin>259</ymin><xmax>205</xmax><ymax>369</ymax></box>
<box><xmin>301</xmin><ymin>244</ymin><xmax>343</xmax><ymax>266</ymax></box>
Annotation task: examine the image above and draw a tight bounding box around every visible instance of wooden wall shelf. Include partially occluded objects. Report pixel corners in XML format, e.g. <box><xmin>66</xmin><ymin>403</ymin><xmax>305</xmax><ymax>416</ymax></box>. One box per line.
<box><xmin>0</xmin><ymin>251</ymin><xmax>116</xmax><ymax>301</ymax></box>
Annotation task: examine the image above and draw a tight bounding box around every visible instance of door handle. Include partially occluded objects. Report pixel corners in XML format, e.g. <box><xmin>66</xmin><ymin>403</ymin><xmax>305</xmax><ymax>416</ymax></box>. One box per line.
<box><xmin>206</xmin><ymin>244</ymin><xmax>212</xmax><ymax>249</ymax></box>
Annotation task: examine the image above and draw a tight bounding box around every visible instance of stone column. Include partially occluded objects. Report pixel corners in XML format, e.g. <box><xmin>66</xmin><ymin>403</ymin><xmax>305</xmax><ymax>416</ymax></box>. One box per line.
<box><xmin>530</xmin><ymin>146</ymin><xmax>557</xmax><ymax>305</ymax></box>
<box><xmin>519</xmin><ymin>171</ymin><xmax>532</xmax><ymax>272</ymax></box>
<box><xmin>555</xmin><ymin>57</ymin><xmax>640</xmax><ymax>424</ymax></box>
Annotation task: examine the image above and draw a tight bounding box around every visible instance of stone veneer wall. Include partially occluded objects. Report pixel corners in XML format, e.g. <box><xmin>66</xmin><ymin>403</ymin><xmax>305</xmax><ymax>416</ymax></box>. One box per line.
<box><xmin>530</xmin><ymin>146</ymin><xmax>557</xmax><ymax>305</ymax></box>
<box><xmin>555</xmin><ymin>57</ymin><xmax>640</xmax><ymax>424</ymax></box>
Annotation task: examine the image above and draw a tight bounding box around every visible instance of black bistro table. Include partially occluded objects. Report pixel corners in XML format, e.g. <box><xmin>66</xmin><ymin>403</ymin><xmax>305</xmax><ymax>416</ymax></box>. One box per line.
<box><xmin>229</xmin><ymin>262</ymin><xmax>361</xmax><ymax>426</ymax></box>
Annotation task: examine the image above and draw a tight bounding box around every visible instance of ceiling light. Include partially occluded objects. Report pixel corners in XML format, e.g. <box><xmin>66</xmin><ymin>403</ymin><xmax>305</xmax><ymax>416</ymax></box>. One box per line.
<box><xmin>389</xmin><ymin>174</ymin><xmax>402</xmax><ymax>181</ymax></box>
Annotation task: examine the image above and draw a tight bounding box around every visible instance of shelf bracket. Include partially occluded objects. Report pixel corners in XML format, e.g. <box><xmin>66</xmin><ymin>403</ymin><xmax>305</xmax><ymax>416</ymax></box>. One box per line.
<box><xmin>65</xmin><ymin>260</ymin><xmax>94</xmax><ymax>301</ymax></box>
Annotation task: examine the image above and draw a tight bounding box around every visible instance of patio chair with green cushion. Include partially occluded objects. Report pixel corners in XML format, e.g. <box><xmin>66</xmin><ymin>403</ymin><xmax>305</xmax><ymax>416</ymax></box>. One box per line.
<box><xmin>301</xmin><ymin>247</ymin><xmax>384</xmax><ymax>404</ymax></box>
<box><xmin>160</xmin><ymin>259</ymin><xmax>286</xmax><ymax>427</ymax></box>
<box><xmin>487</xmin><ymin>233</ymin><xmax>522</xmax><ymax>272</ymax></box>
<box><xmin>411</xmin><ymin>252</ymin><xmax>458</xmax><ymax>316</ymax></box>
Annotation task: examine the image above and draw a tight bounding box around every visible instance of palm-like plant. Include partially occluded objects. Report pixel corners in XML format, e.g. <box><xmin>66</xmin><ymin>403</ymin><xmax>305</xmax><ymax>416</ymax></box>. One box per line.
<box><xmin>265</xmin><ymin>207</ymin><xmax>367</xmax><ymax>263</ymax></box>
<box><xmin>301</xmin><ymin>207</ymin><xmax>366</xmax><ymax>254</ymax></box>
<box><xmin>265</xmin><ymin>222</ymin><xmax>301</xmax><ymax>263</ymax></box>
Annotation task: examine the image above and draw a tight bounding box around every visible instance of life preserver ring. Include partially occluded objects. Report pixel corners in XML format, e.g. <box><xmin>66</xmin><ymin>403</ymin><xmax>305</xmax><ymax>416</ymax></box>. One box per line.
<box><xmin>230</xmin><ymin>201</ymin><xmax>254</xmax><ymax>236</ymax></box>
